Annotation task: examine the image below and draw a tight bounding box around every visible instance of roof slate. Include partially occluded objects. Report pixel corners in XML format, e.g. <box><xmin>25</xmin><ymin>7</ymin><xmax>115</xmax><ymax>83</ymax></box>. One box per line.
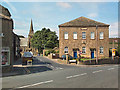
<box><xmin>59</xmin><ymin>16</ymin><xmax>109</xmax><ymax>27</ymax></box>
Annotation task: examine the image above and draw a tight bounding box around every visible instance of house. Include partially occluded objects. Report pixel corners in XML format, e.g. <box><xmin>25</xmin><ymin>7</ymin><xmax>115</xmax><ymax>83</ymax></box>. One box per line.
<box><xmin>13</xmin><ymin>33</ymin><xmax>21</xmax><ymax>61</ymax></box>
<box><xmin>0</xmin><ymin>5</ymin><xmax>14</xmax><ymax>72</ymax></box>
<box><xmin>59</xmin><ymin>16</ymin><xmax>110</xmax><ymax>59</ymax></box>
<box><xmin>109</xmin><ymin>38</ymin><xmax>120</xmax><ymax>49</ymax></box>
<box><xmin>109</xmin><ymin>38</ymin><xmax>120</xmax><ymax>56</ymax></box>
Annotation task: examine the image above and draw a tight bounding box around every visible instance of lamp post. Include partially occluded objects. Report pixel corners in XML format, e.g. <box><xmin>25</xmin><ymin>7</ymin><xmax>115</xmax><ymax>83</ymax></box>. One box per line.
<box><xmin>96</xmin><ymin>25</ymin><xmax>98</xmax><ymax>64</ymax></box>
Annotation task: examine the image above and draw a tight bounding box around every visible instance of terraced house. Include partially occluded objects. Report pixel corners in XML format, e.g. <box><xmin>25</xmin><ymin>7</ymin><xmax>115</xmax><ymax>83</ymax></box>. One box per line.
<box><xmin>59</xmin><ymin>16</ymin><xmax>110</xmax><ymax>59</ymax></box>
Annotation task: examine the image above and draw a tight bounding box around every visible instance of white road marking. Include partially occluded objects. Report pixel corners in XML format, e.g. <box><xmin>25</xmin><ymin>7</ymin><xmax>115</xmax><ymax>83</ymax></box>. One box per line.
<box><xmin>16</xmin><ymin>80</ymin><xmax>53</xmax><ymax>88</ymax></box>
<box><xmin>92</xmin><ymin>70</ymin><xmax>103</xmax><ymax>73</ymax></box>
<box><xmin>66</xmin><ymin>73</ymin><xmax>87</xmax><ymax>79</ymax></box>
<box><xmin>72</xmin><ymin>74</ymin><xmax>80</xmax><ymax>77</ymax></box>
<box><xmin>50</xmin><ymin>66</ymin><xmax>54</xmax><ymax>68</ymax></box>
<box><xmin>108</xmin><ymin>68</ymin><xmax>115</xmax><ymax>70</ymax></box>
<box><xmin>80</xmin><ymin>73</ymin><xmax>87</xmax><ymax>76</ymax></box>
<box><xmin>66</xmin><ymin>76</ymin><xmax>73</xmax><ymax>79</ymax></box>
<box><xmin>59</xmin><ymin>68</ymin><xmax>63</xmax><ymax>70</ymax></box>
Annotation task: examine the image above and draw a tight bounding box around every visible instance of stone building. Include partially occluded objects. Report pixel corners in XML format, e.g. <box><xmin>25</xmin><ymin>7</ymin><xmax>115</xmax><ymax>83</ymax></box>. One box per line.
<box><xmin>59</xmin><ymin>16</ymin><xmax>110</xmax><ymax>59</ymax></box>
<box><xmin>109</xmin><ymin>38</ymin><xmax>120</xmax><ymax>49</ymax></box>
<box><xmin>13</xmin><ymin>33</ymin><xmax>21</xmax><ymax>61</ymax></box>
<box><xmin>0</xmin><ymin>5</ymin><xmax>14</xmax><ymax>72</ymax></box>
<box><xmin>20</xmin><ymin>20</ymin><xmax>38</xmax><ymax>56</ymax></box>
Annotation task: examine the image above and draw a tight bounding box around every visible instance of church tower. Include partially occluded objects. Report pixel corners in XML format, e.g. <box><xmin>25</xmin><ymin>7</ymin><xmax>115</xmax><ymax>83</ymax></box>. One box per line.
<box><xmin>28</xmin><ymin>19</ymin><xmax>34</xmax><ymax>49</ymax></box>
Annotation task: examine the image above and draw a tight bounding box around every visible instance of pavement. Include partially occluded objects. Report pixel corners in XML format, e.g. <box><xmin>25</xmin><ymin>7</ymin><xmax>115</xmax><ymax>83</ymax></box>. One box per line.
<box><xmin>2</xmin><ymin>56</ymin><xmax>119</xmax><ymax>89</ymax></box>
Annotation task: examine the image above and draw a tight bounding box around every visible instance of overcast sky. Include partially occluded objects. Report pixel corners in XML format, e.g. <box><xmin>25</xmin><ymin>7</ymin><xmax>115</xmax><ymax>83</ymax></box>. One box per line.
<box><xmin>1</xmin><ymin>1</ymin><xmax>118</xmax><ymax>38</ymax></box>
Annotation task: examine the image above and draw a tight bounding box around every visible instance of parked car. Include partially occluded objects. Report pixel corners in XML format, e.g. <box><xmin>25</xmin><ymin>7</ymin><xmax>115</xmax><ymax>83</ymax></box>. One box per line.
<box><xmin>22</xmin><ymin>52</ymin><xmax>33</xmax><ymax>65</ymax></box>
<box><xmin>61</xmin><ymin>55</ymin><xmax>73</xmax><ymax>60</ymax></box>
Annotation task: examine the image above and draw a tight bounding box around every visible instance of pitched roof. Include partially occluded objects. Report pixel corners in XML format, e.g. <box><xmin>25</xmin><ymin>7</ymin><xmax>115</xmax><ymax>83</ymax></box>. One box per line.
<box><xmin>59</xmin><ymin>16</ymin><xmax>109</xmax><ymax>27</ymax></box>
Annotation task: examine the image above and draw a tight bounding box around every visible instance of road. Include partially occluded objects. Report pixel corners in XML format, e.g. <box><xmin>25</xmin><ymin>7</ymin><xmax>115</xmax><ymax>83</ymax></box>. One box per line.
<box><xmin>2</xmin><ymin>56</ymin><xmax>119</xmax><ymax>89</ymax></box>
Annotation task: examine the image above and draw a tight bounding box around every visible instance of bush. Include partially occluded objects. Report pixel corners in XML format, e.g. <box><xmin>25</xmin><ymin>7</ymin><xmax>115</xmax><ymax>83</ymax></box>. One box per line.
<box><xmin>49</xmin><ymin>50</ymin><xmax>56</xmax><ymax>54</ymax></box>
<box><xmin>56</xmin><ymin>50</ymin><xmax>59</xmax><ymax>53</ymax></box>
<box><xmin>45</xmin><ymin>51</ymin><xmax>50</xmax><ymax>56</ymax></box>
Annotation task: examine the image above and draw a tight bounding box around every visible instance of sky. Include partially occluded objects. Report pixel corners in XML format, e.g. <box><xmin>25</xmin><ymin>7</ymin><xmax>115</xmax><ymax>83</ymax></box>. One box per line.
<box><xmin>1</xmin><ymin>1</ymin><xmax>118</xmax><ymax>38</ymax></box>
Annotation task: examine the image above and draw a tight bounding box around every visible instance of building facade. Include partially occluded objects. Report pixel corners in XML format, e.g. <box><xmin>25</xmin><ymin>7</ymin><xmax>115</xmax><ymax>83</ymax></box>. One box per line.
<box><xmin>0</xmin><ymin>5</ymin><xmax>14</xmax><ymax>72</ymax></box>
<box><xmin>13</xmin><ymin>33</ymin><xmax>21</xmax><ymax>61</ymax></box>
<box><xmin>59</xmin><ymin>16</ymin><xmax>110</xmax><ymax>59</ymax></box>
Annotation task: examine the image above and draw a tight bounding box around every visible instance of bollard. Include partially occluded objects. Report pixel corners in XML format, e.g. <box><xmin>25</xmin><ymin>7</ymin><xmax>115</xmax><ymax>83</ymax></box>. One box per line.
<box><xmin>66</xmin><ymin>53</ymin><xmax>69</xmax><ymax>64</ymax></box>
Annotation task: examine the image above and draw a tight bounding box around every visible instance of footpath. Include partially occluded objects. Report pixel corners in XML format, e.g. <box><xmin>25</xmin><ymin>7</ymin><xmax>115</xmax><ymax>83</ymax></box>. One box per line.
<box><xmin>2</xmin><ymin>58</ymin><xmax>27</xmax><ymax>77</ymax></box>
<box><xmin>2</xmin><ymin>57</ymin><xmax>53</xmax><ymax>77</ymax></box>
<box><xmin>44</xmin><ymin>56</ymin><xmax>119</xmax><ymax>67</ymax></box>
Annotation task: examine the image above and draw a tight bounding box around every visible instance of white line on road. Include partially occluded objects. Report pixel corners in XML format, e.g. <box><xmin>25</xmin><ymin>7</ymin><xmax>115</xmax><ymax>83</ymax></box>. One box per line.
<box><xmin>16</xmin><ymin>80</ymin><xmax>53</xmax><ymax>88</ymax></box>
<box><xmin>66</xmin><ymin>76</ymin><xmax>73</xmax><ymax>79</ymax></box>
<box><xmin>108</xmin><ymin>68</ymin><xmax>115</xmax><ymax>70</ymax></box>
<box><xmin>80</xmin><ymin>73</ymin><xmax>87</xmax><ymax>76</ymax></box>
<box><xmin>59</xmin><ymin>68</ymin><xmax>63</xmax><ymax>70</ymax></box>
<box><xmin>92</xmin><ymin>70</ymin><xmax>103</xmax><ymax>73</ymax></box>
<box><xmin>66</xmin><ymin>73</ymin><xmax>87</xmax><ymax>79</ymax></box>
<box><xmin>72</xmin><ymin>74</ymin><xmax>80</xmax><ymax>77</ymax></box>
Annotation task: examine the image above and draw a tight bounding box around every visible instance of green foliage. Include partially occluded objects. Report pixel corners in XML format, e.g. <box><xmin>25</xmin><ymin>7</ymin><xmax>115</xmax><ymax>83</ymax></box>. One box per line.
<box><xmin>45</xmin><ymin>50</ymin><xmax>57</xmax><ymax>56</ymax></box>
<box><xmin>56</xmin><ymin>50</ymin><xmax>59</xmax><ymax>53</ymax></box>
<box><xmin>45</xmin><ymin>51</ymin><xmax>51</xmax><ymax>56</ymax></box>
<box><xmin>49</xmin><ymin>50</ymin><xmax>56</xmax><ymax>54</ymax></box>
<box><xmin>31</xmin><ymin>28</ymin><xmax>59</xmax><ymax>54</ymax></box>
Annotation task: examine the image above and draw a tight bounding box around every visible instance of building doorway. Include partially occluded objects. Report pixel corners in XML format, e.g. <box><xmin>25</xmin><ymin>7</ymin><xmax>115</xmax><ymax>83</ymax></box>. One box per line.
<box><xmin>74</xmin><ymin>51</ymin><xmax>77</xmax><ymax>58</ymax></box>
<box><xmin>73</xmin><ymin>49</ymin><xmax>79</xmax><ymax>59</ymax></box>
<box><xmin>90</xmin><ymin>48</ymin><xmax>95</xmax><ymax>59</ymax></box>
<box><xmin>91</xmin><ymin>51</ymin><xmax>94</xmax><ymax>59</ymax></box>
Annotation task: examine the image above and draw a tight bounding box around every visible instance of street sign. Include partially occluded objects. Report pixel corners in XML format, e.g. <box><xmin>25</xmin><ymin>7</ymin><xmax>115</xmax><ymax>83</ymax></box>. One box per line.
<box><xmin>112</xmin><ymin>49</ymin><xmax>116</xmax><ymax>56</ymax></box>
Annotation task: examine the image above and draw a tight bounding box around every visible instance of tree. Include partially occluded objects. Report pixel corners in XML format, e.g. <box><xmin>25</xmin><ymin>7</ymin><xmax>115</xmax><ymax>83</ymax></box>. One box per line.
<box><xmin>31</xmin><ymin>28</ymin><xmax>59</xmax><ymax>54</ymax></box>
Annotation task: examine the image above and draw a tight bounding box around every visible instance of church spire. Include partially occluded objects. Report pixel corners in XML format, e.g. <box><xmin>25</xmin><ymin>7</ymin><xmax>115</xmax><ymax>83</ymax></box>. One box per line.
<box><xmin>29</xmin><ymin>19</ymin><xmax>34</xmax><ymax>35</ymax></box>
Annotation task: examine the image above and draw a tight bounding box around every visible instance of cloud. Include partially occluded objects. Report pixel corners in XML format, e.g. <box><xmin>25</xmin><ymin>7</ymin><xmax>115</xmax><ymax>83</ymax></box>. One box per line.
<box><xmin>87</xmin><ymin>13</ymin><xmax>98</xmax><ymax>18</ymax></box>
<box><xmin>109</xmin><ymin>22</ymin><xmax>118</xmax><ymax>38</ymax></box>
<box><xmin>56</xmin><ymin>2</ymin><xmax>72</xmax><ymax>8</ymax></box>
<box><xmin>13</xmin><ymin>29</ymin><xmax>28</xmax><ymax>37</ymax></box>
<box><xmin>2</xmin><ymin>0</ymin><xmax>17</xmax><ymax>12</ymax></box>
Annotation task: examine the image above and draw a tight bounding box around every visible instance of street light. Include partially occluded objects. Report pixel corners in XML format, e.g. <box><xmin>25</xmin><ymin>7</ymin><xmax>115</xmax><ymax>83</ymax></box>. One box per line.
<box><xmin>96</xmin><ymin>25</ymin><xmax>98</xmax><ymax>64</ymax></box>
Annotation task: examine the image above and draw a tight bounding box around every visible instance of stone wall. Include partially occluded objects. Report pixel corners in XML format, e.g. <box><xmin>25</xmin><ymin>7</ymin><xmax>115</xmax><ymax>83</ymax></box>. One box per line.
<box><xmin>1</xmin><ymin>5</ymin><xmax>14</xmax><ymax>73</ymax></box>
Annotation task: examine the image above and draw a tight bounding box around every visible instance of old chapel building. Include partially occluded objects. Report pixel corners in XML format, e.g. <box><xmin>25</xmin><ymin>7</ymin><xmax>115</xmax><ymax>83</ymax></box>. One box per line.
<box><xmin>59</xmin><ymin>16</ymin><xmax>110</xmax><ymax>59</ymax></box>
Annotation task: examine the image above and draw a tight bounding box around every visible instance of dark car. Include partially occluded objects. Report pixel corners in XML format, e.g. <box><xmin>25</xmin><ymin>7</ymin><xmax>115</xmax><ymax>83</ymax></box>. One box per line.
<box><xmin>61</xmin><ymin>55</ymin><xmax>73</xmax><ymax>60</ymax></box>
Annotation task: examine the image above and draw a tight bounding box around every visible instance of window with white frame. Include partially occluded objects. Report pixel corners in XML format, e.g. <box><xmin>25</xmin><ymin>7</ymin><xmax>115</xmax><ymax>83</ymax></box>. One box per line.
<box><xmin>73</xmin><ymin>32</ymin><xmax>77</xmax><ymax>39</ymax></box>
<box><xmin>82</xmin><ymin>32</ymin><xmax>86</xmax><ymax>39</ymax></box>
<box><xmin>100</xmin><ymin>47</ymin><xmax>103</xmax><ymax>54</ymax></box>
<box><xmin>64</xmin><ymin>32</ymin><xmax>68</xmax><ymax>39</ymax></box>
<box><xmin>91</xmin><ymin>32</ymin><xmax>95</xmax><ymax>39</ymax></box>
<box><xmin>82</xmin><ymin>47</ymin><xmax>86</xmax><ymax>54</ymax></box>
<box><xmin>64</xmin><ymin>47</ymin><xmax>68</xmax><ymax>54</ymax></box>
<box><xmin>100</xmin><ymin>32</ymin><xmax>104</xmax><ymax>39</ymax></box>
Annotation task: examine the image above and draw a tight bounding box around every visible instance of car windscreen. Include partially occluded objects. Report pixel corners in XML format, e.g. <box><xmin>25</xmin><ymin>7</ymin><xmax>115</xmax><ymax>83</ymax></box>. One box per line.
<box><xmin>23</xmin><ymin>52</ymin><xmax>33</xmax><ymax>57</ymax></box>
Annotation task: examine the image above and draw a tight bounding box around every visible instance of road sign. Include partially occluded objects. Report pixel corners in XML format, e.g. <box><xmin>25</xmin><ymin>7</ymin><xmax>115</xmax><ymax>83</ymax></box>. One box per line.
<box><xmin>112</xmin><ymin>49</ymin><xmax>116</xmax><ymax>56</ymax></box>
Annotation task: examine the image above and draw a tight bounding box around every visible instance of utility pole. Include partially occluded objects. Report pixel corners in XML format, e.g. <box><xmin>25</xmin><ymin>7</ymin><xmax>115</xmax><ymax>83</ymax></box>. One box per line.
<box><xmin>96</xmin><ymin>25</ymin><xmax>98</xmax><ymax>64</ymax></box>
